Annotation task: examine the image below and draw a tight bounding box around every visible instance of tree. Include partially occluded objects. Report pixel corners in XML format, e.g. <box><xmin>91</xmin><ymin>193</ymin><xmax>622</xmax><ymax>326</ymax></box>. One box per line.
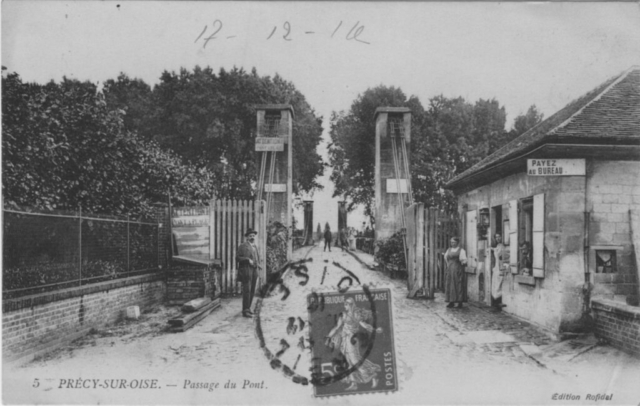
<box><xmin>105</xmin><ymin>66</ymin><xmax>325</xmax><ymax>200</ymax></box>
<box><xmin>512</xmin><ymin>105</ymin><xmax>544</xmax><ymax>137</ymax></box>
<box><xmin>328</xmin><ymin>86</ymin><xmax>423</xmax><ymax>217</ymax></box>
<box><xmin>102</xmin><ymin>73</ymin><xmax>153</xmax><ymax>134</ymax></box>
<box><xmin>329</xmin><ymin>86</ymin><xmax>514</xmax><ymax>217</ymax></box>
<box><xmin>2</xmin><ymin>72</ymin><xmax>215</xmax><ymax>218</ymax></box>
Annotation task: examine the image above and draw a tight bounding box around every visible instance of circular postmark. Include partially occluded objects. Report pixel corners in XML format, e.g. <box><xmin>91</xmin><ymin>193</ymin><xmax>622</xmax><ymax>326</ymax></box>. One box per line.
<box><xmin>253</xmin><ymin>251</ymin><xmax>381</xmax><ymax>390</ymax></box>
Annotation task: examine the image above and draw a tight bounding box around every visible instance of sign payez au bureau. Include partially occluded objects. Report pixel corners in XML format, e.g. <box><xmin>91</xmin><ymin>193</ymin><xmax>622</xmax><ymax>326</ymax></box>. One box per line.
<box><xmin>527</xmin><ymin>159</ymin><xmax>585</xmax><ymax>176</ymax></box>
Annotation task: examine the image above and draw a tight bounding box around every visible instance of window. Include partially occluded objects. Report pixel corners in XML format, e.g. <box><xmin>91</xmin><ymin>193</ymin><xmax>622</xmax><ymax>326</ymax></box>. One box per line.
<box><xmin>589</xmin><ymin>246</ymin><xmax>623</xmax><ymax>274</ymax></box>
<box><xmin>466</xmin><ymin>210</ymin><xmax>477</xmax><ymax>270</ymax></box>
<box><xmin>595</xmin><ymin>250</ymin><xmax>617</xmax><ymax>273</ymax></box>
<box><xmin>519</xmin><ymin>198</ymin><xmax>533</xmax><ymax>276</ymax></box>
<box><xmin>510</xmin><ymin>193</ymin><xmax>545</xmax><ymax>278</ymax></box>
<box><xmin>478</xmin><ymin>208</ymin><xmax>490</xmax><ymax>241</ymax></box>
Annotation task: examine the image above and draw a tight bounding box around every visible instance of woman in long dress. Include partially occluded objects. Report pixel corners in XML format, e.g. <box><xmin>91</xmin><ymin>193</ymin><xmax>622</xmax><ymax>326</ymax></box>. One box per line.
<box><xmin>490</xmin><ymin>233</ymin><xmax>506</xmax><ymax>309</ymax></box>
<box><xmin>444</xmin><ymin>237</ymin><xmax>468</xmax><ymax>308</ymax></box>
<box><xmin>325</xmin><ymin>298</ymin><xmax>383</xmax><ymax>390</ymax></box>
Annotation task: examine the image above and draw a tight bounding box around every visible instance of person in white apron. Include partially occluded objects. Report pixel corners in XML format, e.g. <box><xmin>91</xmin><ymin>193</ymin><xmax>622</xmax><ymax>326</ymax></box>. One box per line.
<box><xmin>490</xmin><ymin>233</ymin><xmax>506</xmax><ymax>310</ymax></box>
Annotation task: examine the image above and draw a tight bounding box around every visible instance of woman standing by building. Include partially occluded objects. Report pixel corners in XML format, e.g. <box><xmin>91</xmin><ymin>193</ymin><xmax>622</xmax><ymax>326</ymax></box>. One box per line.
<box><xmin>444</xmin><ymin>237</ymin><xmax>468</xmax><ymax>308</ymax></box>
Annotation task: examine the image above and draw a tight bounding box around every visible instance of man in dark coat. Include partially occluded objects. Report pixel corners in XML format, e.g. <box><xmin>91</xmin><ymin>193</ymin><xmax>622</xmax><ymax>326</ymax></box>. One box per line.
<box><xmin>237</xmin><ymin>228</ymin><xmax>261</xmax><ymax>318</ymax></box>
<box><xmin>324</xmin><ymin>227</ymin><xmax>332</xmax><ymax>252</ymax></box>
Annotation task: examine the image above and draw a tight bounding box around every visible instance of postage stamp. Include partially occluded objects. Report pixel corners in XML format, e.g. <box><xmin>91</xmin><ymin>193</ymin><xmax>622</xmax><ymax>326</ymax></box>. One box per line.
<box><xmin>307</xmin><ymin>287</ymin><xmax>397</xmax><ymax>397</ymax></box>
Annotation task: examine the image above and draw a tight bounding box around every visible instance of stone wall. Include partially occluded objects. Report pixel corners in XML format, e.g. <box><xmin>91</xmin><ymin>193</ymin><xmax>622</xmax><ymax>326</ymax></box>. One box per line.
<box><xmin>458</xmin><ymin>172</ymin><xmax>587</xmax><ymax>333</ymax></box>
<box><xmin>591</xmin><ymin>299</ymin><xmax>640</xmax><ymax>356</ymax></box>
<box><xmin>2</xmin><ymin>274</ymin><xmax>165</xmax><ymax>365</ymax></box>
<box><xmin>587</xmin><ymin>161</ymin><xmax>640</xmax><ymax>305</ymax></box>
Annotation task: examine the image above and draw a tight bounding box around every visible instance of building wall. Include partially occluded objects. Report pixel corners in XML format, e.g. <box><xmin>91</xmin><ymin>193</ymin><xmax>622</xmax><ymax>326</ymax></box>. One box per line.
<box><xmin>587</xmin><ymin>160</ymin><xmax>640</xmax><ymax>305</ymax></box>
<box><xmin>458</xmin><ymin>172</ymin><xmax>587</xmax><ymax>333</ymax></box>
<box><xmin>2</xmin><ymin>274</ymin><xmax>165</xmax><ymax>365</ymax></box>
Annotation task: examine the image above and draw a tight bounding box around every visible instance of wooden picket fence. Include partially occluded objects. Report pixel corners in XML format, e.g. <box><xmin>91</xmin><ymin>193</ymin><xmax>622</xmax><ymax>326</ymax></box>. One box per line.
<box><xmin>211</xmin><ymin>200</ymin><xmax>266</xmax><ymax>295</ymax></box>
<box><xmin>171</xmin><ymin>199</ymin><xmax>266</xmax><ymax>296</ymax></box>
<box><xmin>406</xmin><ymin>204</ymin><xmax>459</xmax><ymax>298</ymax></box>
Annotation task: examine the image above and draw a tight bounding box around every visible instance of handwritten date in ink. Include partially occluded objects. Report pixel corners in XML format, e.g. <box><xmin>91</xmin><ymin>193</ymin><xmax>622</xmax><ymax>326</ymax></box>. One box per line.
<box><xmin>195</xmin><ymin>20</ymin><xmax>370</xmax><ymax>47</ymax></box>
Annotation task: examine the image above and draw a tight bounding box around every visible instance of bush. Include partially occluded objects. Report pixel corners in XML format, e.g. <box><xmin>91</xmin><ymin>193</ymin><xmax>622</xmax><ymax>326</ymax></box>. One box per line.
<box><xmin>374</xmin><ymin>231</ymin><xmax>406</xmax><ymax>270</ymax></box>
<box><xmin>266</xmin><ymin>221</ymin><xmax>289</xmax><ymax>274</ymax></box>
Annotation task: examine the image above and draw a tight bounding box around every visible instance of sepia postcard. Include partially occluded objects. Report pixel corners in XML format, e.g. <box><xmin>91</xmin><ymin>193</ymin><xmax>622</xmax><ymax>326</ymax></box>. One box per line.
<box><xmin>2</xmin><ymin>1</ymin><xmax>640</xmax><ymax>405</ymax></box>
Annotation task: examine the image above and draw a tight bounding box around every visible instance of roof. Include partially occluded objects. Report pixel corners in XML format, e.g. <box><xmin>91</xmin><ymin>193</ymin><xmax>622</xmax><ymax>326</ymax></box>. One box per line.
<box><xmin>254</xmin><ymin>104</ymin><xmax>295</xmax><ymax>118</ymax></box>
<box><xmin>446</xmin><ymin>66</ymin><xmax>640</xmax><ymax>191</ymax></box>
<box><xmin>374</xmin><ymin>107</ymin><xmax>411</xmax><ymax>119</ymax></box>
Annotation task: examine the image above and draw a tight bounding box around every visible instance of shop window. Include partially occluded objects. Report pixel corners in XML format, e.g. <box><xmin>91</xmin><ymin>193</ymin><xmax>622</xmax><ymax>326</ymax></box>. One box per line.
<box><xmin>519</xmin><ymin>198</ymin><xmax>533</xmax><ymax>275</ymax></box>
<box><xmin>478</xmin><ymin>208</ymin><xmax>490</xmax><ymax>241</ymax></box>
<box><xmin>595</xmin><ymin>250</ymin><xmax>617</xmax><ymax>273</ymax></box>
<box><xmin>465</xmin><ymin>210</ymin><xmax>477</xmax><ymax>269</ymax></box>
<box><xmin>510</xmin><ymin>194</ymin><xmax>545</xmax><ymax>278</ymax></box>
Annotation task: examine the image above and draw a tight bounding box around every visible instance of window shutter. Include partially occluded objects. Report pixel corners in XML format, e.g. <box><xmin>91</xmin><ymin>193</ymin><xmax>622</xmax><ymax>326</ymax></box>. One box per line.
<box><xmin>465</xmin><ymin>210</ymin><xmax>477</xmax><ymax>269</ymax></box>
<box><xmin>532</xmin><ymin>193</ymin><xmax>545</xmax><ymax>277</ymax></box>
<box><xmin>509</xmin><ymin>200</ymin><xmax>518</xmax><ymax>274</ymax></box>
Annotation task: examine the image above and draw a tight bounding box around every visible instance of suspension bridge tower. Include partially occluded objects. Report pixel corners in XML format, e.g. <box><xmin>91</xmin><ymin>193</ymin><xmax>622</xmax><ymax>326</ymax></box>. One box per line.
<box><xmin>303</xmin><ymin>200</ymin><xmax>314</xmax><ymax>245</ymax></box>
<box><xmin>255</xmin><ymin>104</ymin><xmax>294</xmax><ymax>260</ymax></box>
<box><xmin>374</xmin><ymin>107</ymin><xmax>413</xmax><ymax>241</ymax></box>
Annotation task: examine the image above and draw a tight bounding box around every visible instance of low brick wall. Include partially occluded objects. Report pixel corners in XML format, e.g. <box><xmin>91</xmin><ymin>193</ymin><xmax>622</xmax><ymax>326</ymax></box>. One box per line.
<box><xmin>166</xmin><ymin>268</ymin><xmax>217</xmax><ymax>305</ymax></box>
<box><xmin>2</xmin><ymin>273</ymin><xmax>165</xmax><ymax>365</ymax></box>
<box><xmin>591</xmin><ymin>299</ymin><xmax>640</xmax><ymax>356</ymax></box>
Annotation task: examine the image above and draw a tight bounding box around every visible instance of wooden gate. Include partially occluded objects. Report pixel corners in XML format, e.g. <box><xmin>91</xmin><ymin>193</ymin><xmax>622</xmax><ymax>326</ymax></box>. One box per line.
<box><xmin>406</xmin><ymin>204</ymin><xmax>459</xmax><ymax>298</ymax></box>
<box><xmin>171</xmin><ymin>199</ymin><xmax>266</xmax><ymax>295</ymax></box>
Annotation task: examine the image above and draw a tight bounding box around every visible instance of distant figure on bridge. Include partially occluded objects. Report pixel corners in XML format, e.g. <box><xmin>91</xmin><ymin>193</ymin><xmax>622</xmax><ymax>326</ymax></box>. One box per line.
<box><xmin>348</xmin><ymin>227</ymin><xmax>356</xmax><ymax>251</ymax></box>
<box><xmin>340</xmin><ymin>228</ymin><xmax>349</xmax><ymax>252</ymax></box>
<box><xmin>324</xmin><ymin>223</ymin><xmax>332</xmax><ymax>252</ymax></box>
<box><xmin>364</xmin><ymin>226</ymin><xmax>373</xmax><ymax>238</ymax></box>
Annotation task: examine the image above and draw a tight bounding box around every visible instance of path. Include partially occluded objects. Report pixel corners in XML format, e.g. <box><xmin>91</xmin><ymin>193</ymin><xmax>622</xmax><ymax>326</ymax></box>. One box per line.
<box><xmin>4</xmin><ymin>244</ymin><xmax>640</xmax><ymax>405</ymax></box>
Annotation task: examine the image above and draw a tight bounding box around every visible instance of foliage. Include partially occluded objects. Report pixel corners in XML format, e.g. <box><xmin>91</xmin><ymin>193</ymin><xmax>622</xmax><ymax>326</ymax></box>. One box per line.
<box><xmin>329</xmin><ymin>85</ymin><xmax>543</xmax><ymax>217</ymax></box>
<box><xmin>103</xmin><ymin>73</ymin><xmax>153</xmax><ymax>134</ymax></box>
<box><xmin>374</xmin><ymin>232</ymin><xmax>406</xmax><ymax>269</ymax></box>
<box><xmin>266</xmin><ymin>221</ymin><xmax>289</xmax><ymax>274</ymax></box>
<box><xmin>328</xmin><ymin>86</ymin><xmax>418</xmax><ymax>217</ymax></box>
<box><xmin>1</xmin><ymin>71</ymin><xmax>216</xmax><ymax>217</ymax></box>
<box><xmin>104</xmin><ymin>67</ymin><xmax>325</xmax><ymax>199</ymax></box>
<box><xmin>2</xmin><ymin>211</ymin><xmax>158</xmax><ymax>295</ymax></box>
<box><xmin>513</xmin><ymin>105</ymin><xmax>544</xmax><ymax>137</ymax></box>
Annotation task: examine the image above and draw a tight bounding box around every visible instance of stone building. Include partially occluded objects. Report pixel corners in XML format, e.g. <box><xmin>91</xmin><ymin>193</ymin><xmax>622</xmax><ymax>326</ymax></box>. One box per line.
<box><xmin>445</xmin><ymin>67</ymin><xmax>640</xmax><ymax>337</ymax></box>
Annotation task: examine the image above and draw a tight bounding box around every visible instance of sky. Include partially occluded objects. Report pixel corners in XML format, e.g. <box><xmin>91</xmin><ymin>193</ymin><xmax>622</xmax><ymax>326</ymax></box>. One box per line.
<box><xmin>3</xmin><ymin>1</ymin><xmax>640</xmax><ymax>231</ymax></box>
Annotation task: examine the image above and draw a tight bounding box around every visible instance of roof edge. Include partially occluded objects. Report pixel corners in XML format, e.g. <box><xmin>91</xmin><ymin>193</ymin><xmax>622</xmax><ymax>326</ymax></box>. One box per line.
<box><xmin>446</xmin><ymin>66</ymin><xmax>638</xmax><ymax>186</ymax></box>
<box><xmin>548</xmin><ymin>67</ymin><xmax>635</xmax><ymax>136</ymax></box>
<box><xmin>374</xmin><ymin>107</ymin><xmax>411</xmax><ymax>119</ymax></box>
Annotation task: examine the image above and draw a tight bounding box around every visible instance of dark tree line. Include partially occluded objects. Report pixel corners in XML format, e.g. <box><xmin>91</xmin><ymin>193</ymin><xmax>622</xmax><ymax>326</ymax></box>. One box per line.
<box><xmin>2</xmin><ymin>66</ymin><xmax>325</xmax><ymax>218</ymax></box>
<box><xmin>328</xmin><ymin>86</ymin><xmax>543</xmax><ymax>218</ymax></box>
<box><xmin>103</xmin><ymin>67</ymin><xmax>325</xmax><ymax>199</ymax></box>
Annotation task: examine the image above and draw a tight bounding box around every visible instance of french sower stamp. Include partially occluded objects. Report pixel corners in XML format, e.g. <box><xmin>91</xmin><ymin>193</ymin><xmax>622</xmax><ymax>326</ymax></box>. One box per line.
<box><xmin>308</xmin><ymin>287</ymin><xmax>397</xmax><ymax>397</ymax></box>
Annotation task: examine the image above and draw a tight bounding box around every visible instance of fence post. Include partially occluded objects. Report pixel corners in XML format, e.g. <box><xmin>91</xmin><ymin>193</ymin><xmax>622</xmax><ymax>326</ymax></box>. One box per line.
<box><xmin>126</xmin><ymin>215</ymin><xmax>130</xmax><ymax>273</ymax></box>
<box><xmin>78</xmin><ymin>207</ymin><xmax>82</xmax><ymax>287</ymax></box>
<box><xmin>429</xmin><ymin>208</ymin><xmax>436</xmax><ymax>299</ymax></box>
<box><xmin>209</xmin><ymin>198</ymin><xmax>215</xmax><ymax>261</ymax></box>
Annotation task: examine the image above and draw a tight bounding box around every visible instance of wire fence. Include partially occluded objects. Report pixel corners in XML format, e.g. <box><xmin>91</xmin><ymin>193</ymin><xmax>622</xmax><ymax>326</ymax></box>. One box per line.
<box><xmin>3</xmin><ymin>207</ymin><xmax>160</xmax><ymax>298</ymax></box>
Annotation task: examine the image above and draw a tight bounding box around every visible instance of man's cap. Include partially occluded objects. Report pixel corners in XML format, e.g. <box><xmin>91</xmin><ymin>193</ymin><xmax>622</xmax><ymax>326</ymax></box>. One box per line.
<box><xmin>245</xmin><ymin>228</ymin><xmax>258</xmax><ymax>237</ymax></box>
